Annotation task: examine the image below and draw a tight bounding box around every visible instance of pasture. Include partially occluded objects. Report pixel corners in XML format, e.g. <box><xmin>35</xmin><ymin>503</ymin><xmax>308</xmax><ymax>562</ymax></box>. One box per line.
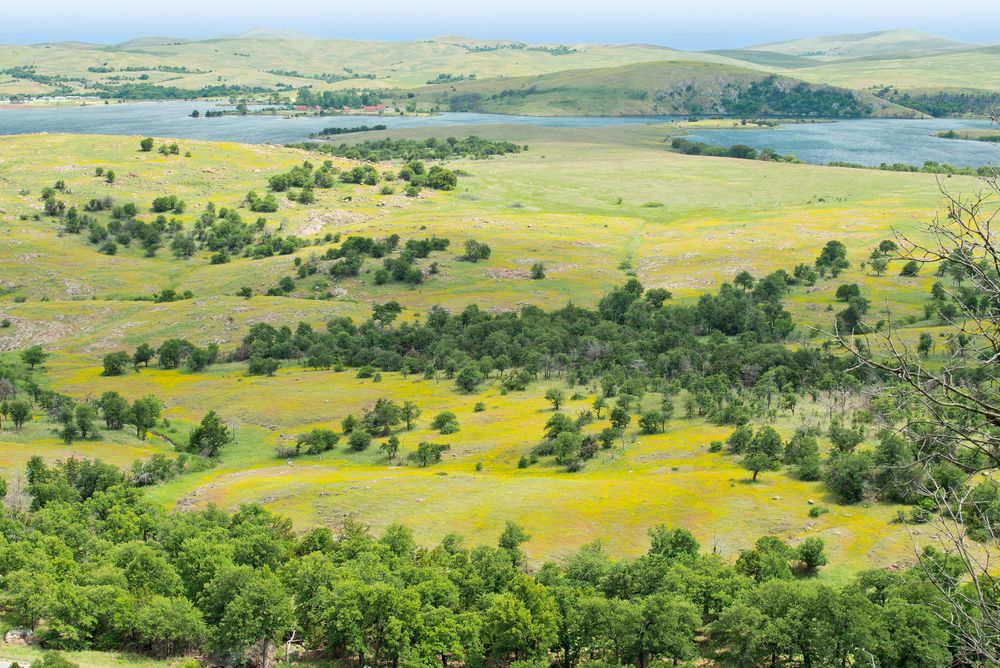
<box><xmin>0</xmin><ymin>123</ymin><xmax>974</xmax><ymax>580</ymax></box>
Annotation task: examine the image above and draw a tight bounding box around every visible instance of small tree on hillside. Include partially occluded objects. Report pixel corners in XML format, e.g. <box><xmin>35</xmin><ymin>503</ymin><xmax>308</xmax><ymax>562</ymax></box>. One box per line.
<box><xmin>401</xmin><ymin>401</ymin><xmax>421</xmax><ymax>430</ymax></box>
<box><xmin>188</xmin><ymin>411</ymin><xmax>232</xmax><ymax>457</ymax></box>
<box><xmin>544</xmin><ymin>388</ymin><xmax>565</xmax><ymax>411</ymax></box>
<box><xmin>743</xmin><ymin>425</ymin><xmax>783</xmax><ymax>481</ymax></box>
<box><xmin>127</xmin><ymin>395</ymin><xmax>162</xmax><ymax>440</ymax></box>
<box><xmin>21</xmin><ymin>345</ymin><xmax>48</xmax><ymax>370</ymax></box>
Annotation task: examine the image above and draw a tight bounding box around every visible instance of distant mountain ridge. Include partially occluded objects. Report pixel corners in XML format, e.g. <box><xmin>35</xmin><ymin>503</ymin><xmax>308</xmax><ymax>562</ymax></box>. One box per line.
<box><xmin>747</xmin><ymin>29</ymin><xmax>976</xmax><ymax>60</ymax></box>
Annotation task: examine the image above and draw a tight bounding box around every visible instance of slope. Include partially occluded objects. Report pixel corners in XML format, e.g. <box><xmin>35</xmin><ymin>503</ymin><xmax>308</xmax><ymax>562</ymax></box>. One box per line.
<box><xmin>401</xmin><ymin>60</ymin><xmax>921</xmax><ymax>117</ymax></box>
<box><xmin>749</xmin><ymin>29</ymin><xmax>975</xmax><ymax>61</ymax></box>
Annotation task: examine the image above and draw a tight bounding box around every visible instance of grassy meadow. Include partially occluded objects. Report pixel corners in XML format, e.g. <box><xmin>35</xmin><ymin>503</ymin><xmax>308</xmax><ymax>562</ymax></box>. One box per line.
<box><xmin>0</xmin><ymin>122</ymin><xmax>976</xmax><ymax>580</ymax></box>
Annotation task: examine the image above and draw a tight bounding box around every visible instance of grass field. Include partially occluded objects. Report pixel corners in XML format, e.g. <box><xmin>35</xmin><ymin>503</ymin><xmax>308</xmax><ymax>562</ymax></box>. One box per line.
<box><xmin>791</xmin><ymin>47</ymin><xmax>1000</xmax><ymax>92</ymax></box>
<box><xmin>0</xmin><ymin>122</ymin><xmax>978</xmax><ymax>581</ymax></box>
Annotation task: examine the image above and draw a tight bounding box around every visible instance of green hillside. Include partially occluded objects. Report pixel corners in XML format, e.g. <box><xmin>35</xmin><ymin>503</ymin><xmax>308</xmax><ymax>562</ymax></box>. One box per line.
<box><xmin>703</xmin><ymin>49</ymin><xmax>821</xmax><ymax>69</ymax></box>
<box><xmin>400</xmin><ymin>60</ymin><xmax>921</xmax><ymax>117</ymax></box>
<box><xmin>0</xmin><ymin>35</ymin><xmax>736</xmax><ymax>98</ymax></box>
<box><xmin>791</xmin><ymin>45</ymin><xmax>1000</xmax><ymax>92</ymax></box>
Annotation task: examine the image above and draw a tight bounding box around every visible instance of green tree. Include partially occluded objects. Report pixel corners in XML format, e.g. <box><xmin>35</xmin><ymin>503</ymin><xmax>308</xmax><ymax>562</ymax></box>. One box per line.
<box><xmin>545</xmin><ymin>388</ymin><xmax>565</xmax><ymax>410</ymax></box>
<box><xmin>127</xmin><ymin>395</ymin><xmax>162</xmax><ymax>439</ymax></box>
<box><xmin>628</xmin><ymin>593</ymin><xmax>701</xmax><ymax>668</ymax></box>
<box><xmin>647</xmin><ymin>525</ymin><xmax>699</xmax><ymax>560</ymax></box>
<box><xmin>380</xmin><ymin>435</ymin><xmax>400</xmax><ymax>461</ymax></box>
<box><xmin>795</xmin><ymin>537</ymin><xmax>828</xmax><ymax>575</ymax></box>
<box><xmin>638</xmin><ymin>410</ymin><xmax>665</xmax><ymax>434</ymax></box>
<box><xmin>918</xmin><ymin>332</ymin><xmax>934</xmax><ymax>357</ymax></box>
<box><xmin>372</xmin><ymin>301</ymin><xmax>403</xmax><ymax>329</ymax></box>
<box><xmin>499</xmin><ymin>521</ymin><xmax>531</xmax><ymax>568</ymax></box>
<box><xmin>21</xmin><ymin>345</ymin><xmax>48</xmax><ymax>370</ymax></box>
<box><xmin>824</xmin><ymin>451</ymin><xmax>874</xmax><ymax>504</ymax></box>
<box><xmin>734</xmin><ymin>271</ymin><xmax>756</xmax><ymax>292</ymax></box>
<box><xmin>134</xmin><ymin>595</ymin><xmax>207</xmax><ymax>657</ymax></box>
<box><xmin>400</xmin><ymin>400</ymin><xmax>421</xmax><ymax>430</ymax></box>
<box><xmin>870</xmin><ymin>255</ymin><xmax>890</xmax><ymax>275</ymax></box>
<box><xmin>102</xmin><ymin>351</ymin><xmax>132</xmax><ymax>376</ymax></box>
<box><xmin>74</xmin><ymin>404</ymin><xmax>97</xmax><ymax>439</ymax></box>
<box><xmin>410</xmin><ymin>441</ymin><xmax>451</xmax><ymax>467</ymax></box>
<box><xmin>815</xmin><ymin>240</ymin><xmax>850</xmax><ymax>277</ymax></box>
<box><xmin>743</xmin><ymin>425</ymin><xmax>783</xmax><ymax>481</ymax></box>
<box><xmin>9</xmin><ymin>399</ymin><xmax>31</xmax><ymax>430</ymax></box>
<box><xmin>709</xmin><ymin>602</ymin><xmax>767</xmax><ymax>668</ymax></box>
<box><xmin>592</xmin><ymin>396</ymin><xmax>606</xmax><ymax>418</ymax></box>
<box><xmin>98</xmin><ymin>391</ymin><xmax>129</xmax><ymax>430</ymax></box>
<box><xmin>133</xmin><ymin>343</ymin><xmax>156</xmax><ymax>367</ymax></box>
<box><xmin>188</xmin><ymin>410</ymin><xmax>231</xmax><ymax>457</ymax></box>
<box><xmin>31</xmin><ymin>653</ymin><xmax>79</xmax><ymax>668</ymax></box>
<box><xmin>140</xmin><ymin>137</ymin><xmax>155</xmax><ymax>152</ymax></box>
<box><xmin>348</xmin><ymin>430</ymin><xmax>373</xmax><ymax>451</ymax></box>
<box><xmin>456</xmin><ymin>365</ymin><xmax>483</xmax><ymax>393</ymax></box>
<box><xmin>609</xmin><ymin>406</ymin><xmax>630</xmax><ymax>432</ymax></box>
<box><xmin>214</xmin><ymin>567</ymin><xmax>295</xmax><ymax>668</ymax></box>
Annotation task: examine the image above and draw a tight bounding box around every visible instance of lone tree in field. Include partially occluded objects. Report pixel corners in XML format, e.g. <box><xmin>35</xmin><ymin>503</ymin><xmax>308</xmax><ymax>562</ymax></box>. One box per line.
<box><xmin>21</xmin><ymin>345</ymin><xmax>48</xmax><ymax>370</ymax></box>
<box><xmin>743</xmin><ymin>425</ymin><xmax>783</xmax><ymax>481</ymax></box>
<box><xmin>815</xmin><ymin>240</ymin><xmax>850</xmax><ymax>277</ymax></box>
<box><xmin>544</xmin><ymin>388</ymin><xmax>565</xmax><ymax>410</ymax></box>
<box><xmin>401</xmin><ymin>401</ymin><xmax>421</xmax><ymax>430</ymax></box>
<box><xmin>188</xmin><ymin>410</ymin><xmax>232</xmax><ymax>457</ymax></box>
<box><xmin>140</xmin><ymin>137</ymin><xmax>155</xmax><ymax>152</ymax></box>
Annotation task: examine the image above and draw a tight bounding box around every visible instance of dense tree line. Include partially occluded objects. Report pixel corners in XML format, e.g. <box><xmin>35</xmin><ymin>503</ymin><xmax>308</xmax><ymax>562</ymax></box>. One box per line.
<box><xmin>312</xmin><ymin>124</ymin><xmax>388</xmax><ymax>136</ymax></box>
<box><xmin>723</xmin><ymin>78</ymin><xmax>875</xmax><ymax>118</ymax></box>
<box><xmin>294</xmin><ymin>87</ymin><xmax>385</xmax><ymax>109</ymax></box>
<box><xmin>827</xmin><ymin>159</ymin><xmax>998</xmax><ymax>177</ymax></box>
<box><xmin>268</xmin><ymin>69</ymin><xmax>376</xmax><ymax>84</ymax></box>
<box><xmin>670</xmin><ymin>138</ymin><xmax>799</xmax><ymax>163</ymax></box>
<box><xmin>229</xmin><ymin>271</ymin><xmax>811</xmax><ymax>384</ymax></box>
<box><xmin>0</xmin><ymin>469</ymin><xmax>965</xmax><ymax>667</ymax></box>
<box><xmin>875</xmin><ymin>88</ymin><xmax>999</xmax><ymax>117</ymax></box>
<box><xmin>95</xmin><ymin>83</ymin><xmax>273</xmax><ymax>100</ymax></box>
<box><xmin>293</xmin><ymin>136</ymin><xmax>524</xmax><ymax>162</ymax></box>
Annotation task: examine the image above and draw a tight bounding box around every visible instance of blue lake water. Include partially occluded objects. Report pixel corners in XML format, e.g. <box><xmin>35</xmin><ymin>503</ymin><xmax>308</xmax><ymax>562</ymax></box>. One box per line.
<box><xmin>0</xmin><ymin>101</ymin><xmax>661</xmax><ymax>144</ymax></box>
<box><xmin>0</xmin><ymin>101</ymin><xmax>996</xmax><ymax>167</ymax></box>
<box><xmin>683</xmin><ymin>117</ymin><xmax>998</xmax><ymax>167</ymax></box>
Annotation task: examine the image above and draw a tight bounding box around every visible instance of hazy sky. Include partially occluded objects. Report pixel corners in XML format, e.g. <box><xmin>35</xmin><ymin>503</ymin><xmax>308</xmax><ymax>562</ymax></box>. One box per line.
<box><xmin>3</xmin><ymin>0</ymin><xmax>999</xmax><ymax>48</ymax></box>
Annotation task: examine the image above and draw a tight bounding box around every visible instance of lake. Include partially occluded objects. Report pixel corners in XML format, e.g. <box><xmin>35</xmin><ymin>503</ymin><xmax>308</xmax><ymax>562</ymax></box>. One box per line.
<box><xmin>0</xmin><ymin>101</ymin><xmax>660</xmax><ymax>144</ymax></box>
<box><xmin>0</xmin><ymin>101</ymin><xmax>996</xmax><ymax>167</ymax></box>
<box><xmin>684</xmin><ymin>117</ymin><xmax>998</xmax><ymax>167</ymax></box>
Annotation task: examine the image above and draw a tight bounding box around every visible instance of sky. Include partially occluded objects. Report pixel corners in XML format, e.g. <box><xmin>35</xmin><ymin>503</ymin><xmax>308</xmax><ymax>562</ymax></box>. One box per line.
<box><xmin>2</xmin><ymin>0</ymin><xmax>999</xmax><ymax>48</ymax></box>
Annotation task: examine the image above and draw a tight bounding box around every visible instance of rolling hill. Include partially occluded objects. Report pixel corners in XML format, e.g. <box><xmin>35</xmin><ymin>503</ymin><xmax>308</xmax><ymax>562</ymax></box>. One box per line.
<box><xmin>0</xmin><ymin>29</ymin><xmax>994</xmax><ymax>113</ymax></box>
<box><xmin>400</xmin><ymin>60</ymin><xmax>922</xmax><ymax>117</ymax></box>
<box><xmin>748</xmin><ymin>29</ymin><xmax>974</xmax><ymax>60</ymax></box>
